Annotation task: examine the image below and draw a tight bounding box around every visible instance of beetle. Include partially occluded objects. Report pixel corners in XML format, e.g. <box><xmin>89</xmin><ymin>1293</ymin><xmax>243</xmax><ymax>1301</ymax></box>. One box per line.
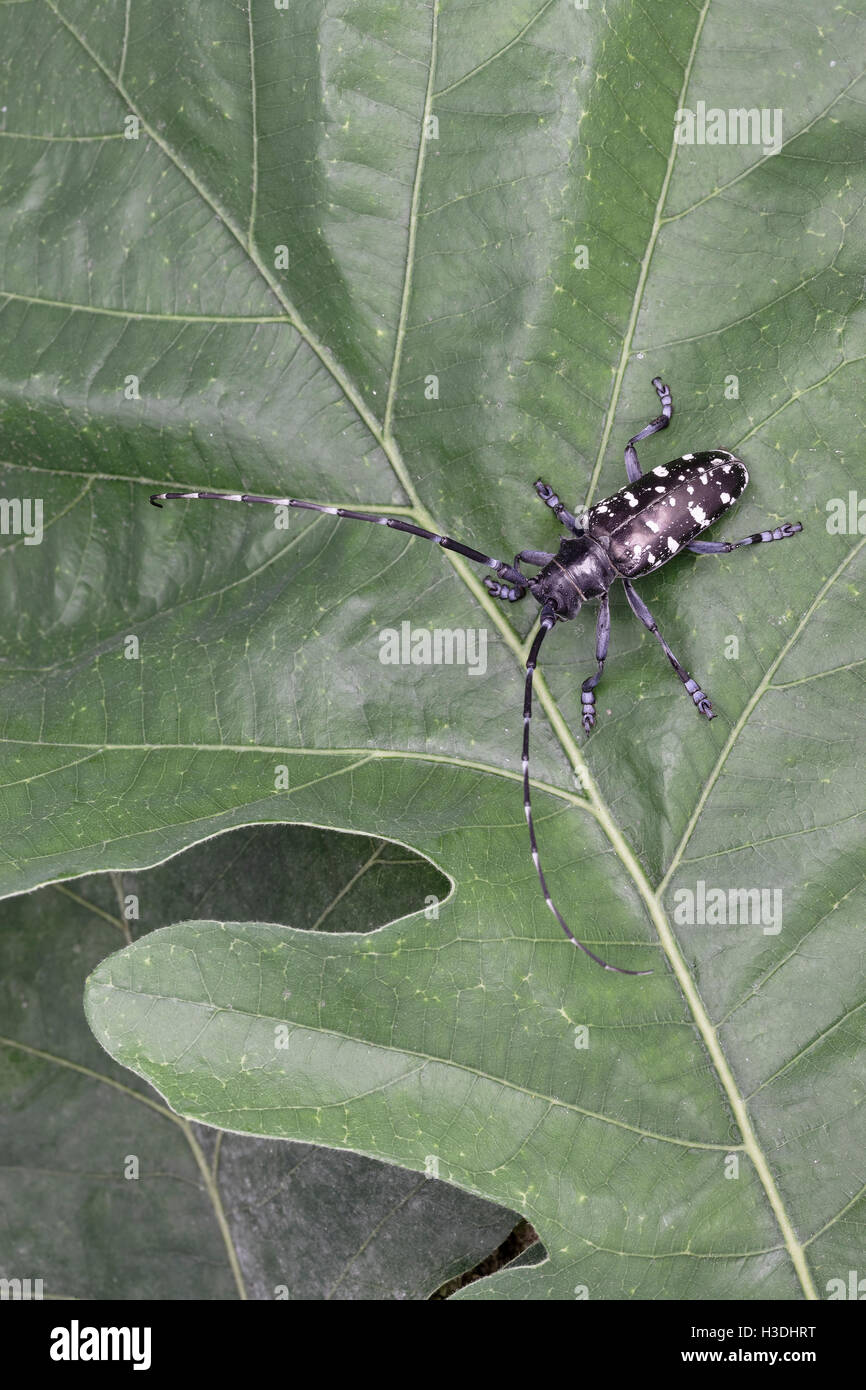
<box><xmin>151</xmin><ymin>376</ymin><xmax>802</xmax><ymax>975</ymax></box>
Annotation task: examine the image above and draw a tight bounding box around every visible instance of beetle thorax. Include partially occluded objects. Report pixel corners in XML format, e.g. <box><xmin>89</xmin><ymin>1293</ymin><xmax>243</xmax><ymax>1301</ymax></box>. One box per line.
<box><xmin>534</xmin><ymin>536</ymin><xmax>618</xmax><ymax>617</ymax></box>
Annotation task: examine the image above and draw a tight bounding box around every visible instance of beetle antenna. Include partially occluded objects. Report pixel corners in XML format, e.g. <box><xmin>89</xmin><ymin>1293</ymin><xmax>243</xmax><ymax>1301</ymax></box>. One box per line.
<box><xmin>149</xmin><ymin>489</ymin><xmax>531</xmax><ymax>590</ymax></box>
<box><xmin>523</xmin><ymin>607</ymin><xmax>653</xmax><ymax>976</ymax></box>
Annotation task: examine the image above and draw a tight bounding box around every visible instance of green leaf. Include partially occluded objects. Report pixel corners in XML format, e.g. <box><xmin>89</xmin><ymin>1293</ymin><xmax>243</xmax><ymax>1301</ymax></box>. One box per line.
<box><xmin>2</xmin><ymin>0</ymin><xmax>864</xmax><ymax>1299</ymax></box>
<box><xmin>0</xmin><ymin>830</ymin><xmax>519</xmax><ymax>1299</ymax></box>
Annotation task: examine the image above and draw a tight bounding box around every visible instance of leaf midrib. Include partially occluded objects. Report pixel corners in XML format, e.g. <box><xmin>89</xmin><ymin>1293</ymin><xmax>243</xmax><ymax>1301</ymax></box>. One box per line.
<box><xmin>39</xmin><ymin>0</ymin><xmax>819</xmax><ymax>1298</ymax></box>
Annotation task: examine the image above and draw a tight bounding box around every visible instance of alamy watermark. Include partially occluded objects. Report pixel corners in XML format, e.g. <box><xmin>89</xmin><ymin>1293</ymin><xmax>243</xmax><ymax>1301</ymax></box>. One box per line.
<box><xmin>826</xmin><ymin>492</ymin><xmax>866</xmax><ymax>535</ymax></box>
<box><xmin>674</xmin><ymin>101</ymin><xmax>783</xmax><ymax>157</ymax></box>
<box><xmin>0</xmin><ymin>1276</ymin><xmax>43</xmax><ymax>1299</ymax></box>
<box><xmin>0</xmin><ymin>497</ymin><xmax>42</xmax><ymax>545</ymax></box>
<box><xmin>673</xmin><ymin>880</ymin><xmax>783</xmax><ymax>935</ymax></box>
<box><xmin>378</xmin><ymin>621</ymin><xmax>488</xmax><ymax>676</ymax></box>
<box><xmin>827</xmin><ymin>1270</ymin><xmax>866</xmax><ymax>1299</ymax></box>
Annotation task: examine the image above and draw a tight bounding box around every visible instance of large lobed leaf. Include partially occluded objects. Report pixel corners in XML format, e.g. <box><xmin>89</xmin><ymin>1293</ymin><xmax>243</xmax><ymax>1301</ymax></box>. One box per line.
<box><xmin>1</xmin><ymin>0</ymin><xmax>864</xmax><ymax>1299</ymax></box>
<box><xmin>0</xmin><ymin>832</ymin><xmax>520</xmax><ymax>1299</ymax></box>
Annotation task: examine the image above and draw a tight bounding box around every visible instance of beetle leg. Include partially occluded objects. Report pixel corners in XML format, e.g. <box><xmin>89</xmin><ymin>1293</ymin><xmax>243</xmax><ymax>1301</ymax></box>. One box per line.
<box><xmin>622</xmin><ymin>579</ymin><xmax>714</xmax><ymax>720</ymax></box>
<box><xmin>688</xmin><ymin>522</ymin><xmax>802</xmax><ymax>554</ymax></box>
<box><xmin>625</xmin><ymin>376</ymin><xmax>673</xmax><ymax>482</ymax></box>
<box><xmin>534</xmin><ymin>480</ymin><xmax>580</xmax><ymax>532</ymax></box>
<box><xmin>580</xmin><ymin>593</ymin><xmax>611</xmax><ymax>733</ymax></box>
<box><xmin>485</xmin><ymin>551</ymin><xmax>553</xmax><ymax>602</ymax></box>
<box><xmin>485</xmin><ymin>578</ymin><xmax>525</xmax><ymax>602</ymax></box>
<box><xmin>517</xmin><ymin>549</ymin><xmax>555</xmax><ymax>566</ymax></box>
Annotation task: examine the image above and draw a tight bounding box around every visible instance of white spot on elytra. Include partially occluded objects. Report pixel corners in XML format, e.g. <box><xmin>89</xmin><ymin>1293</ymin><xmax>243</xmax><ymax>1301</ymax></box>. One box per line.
<box><xmin>667</xmin><ymin>536</ymin><xmax>679</xmax><ymax>552</ymax></box>
<box><xmin>681</xmin><ymin>453</ymin><xmax>695</xmax><ymax>461</ymax></box>
<box><xmin>653</xmin><ymin>466</ymin><xmax>669</xmax><ymax>476</ymax></box>
<box><xmin>646</xmin><ymin>519</ymin><xmax>659</xmax><ymax>533</ymax></box>
<box><xmin>689</xmin><ymin>504</ymin><xmax>707</xmax><ymax>523</ymax></box>
<box><xmin>720</xmin><ymin>492</ymin><xmax>730</xmax><ymax>503</ymax></box>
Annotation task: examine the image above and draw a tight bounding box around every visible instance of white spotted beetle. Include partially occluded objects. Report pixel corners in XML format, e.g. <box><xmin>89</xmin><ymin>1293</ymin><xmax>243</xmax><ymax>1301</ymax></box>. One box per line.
<box><xmin>151</xmin><ymin>377</ymin><xmax>802</xmax><ymax>975</ymax></box>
